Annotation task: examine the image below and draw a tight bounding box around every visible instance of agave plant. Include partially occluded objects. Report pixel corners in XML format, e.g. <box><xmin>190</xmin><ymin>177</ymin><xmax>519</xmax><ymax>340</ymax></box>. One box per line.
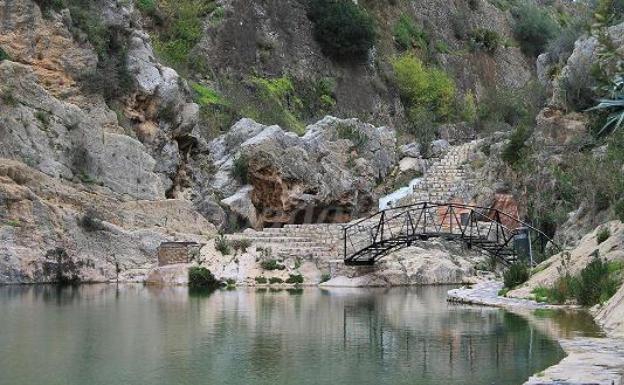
<box><xmin>588</xmin><ymin>75</ymin><xmax>624</xmax><ymax>136</ymax></box>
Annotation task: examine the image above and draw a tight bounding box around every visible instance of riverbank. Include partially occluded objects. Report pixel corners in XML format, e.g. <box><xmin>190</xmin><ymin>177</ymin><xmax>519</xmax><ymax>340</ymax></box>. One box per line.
<box><xmin>448</xmin><ymin>281</ymin><xmax>624</xmax><ymax>385</ymax></box>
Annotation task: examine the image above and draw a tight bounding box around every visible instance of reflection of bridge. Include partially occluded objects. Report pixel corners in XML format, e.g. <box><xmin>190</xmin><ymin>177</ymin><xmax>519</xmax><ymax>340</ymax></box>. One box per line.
<box><xmin>342</xmin><ymin>202</ymin><xmax>559</xmax><ymax>266</ymax></box>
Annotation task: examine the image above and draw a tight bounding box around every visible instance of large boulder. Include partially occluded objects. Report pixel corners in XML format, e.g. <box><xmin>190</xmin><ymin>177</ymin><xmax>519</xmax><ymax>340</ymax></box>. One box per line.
<box><xmin>210</xmin><ymin>116</ymin><xmax>397</xmax><ymax>227</ymax></box>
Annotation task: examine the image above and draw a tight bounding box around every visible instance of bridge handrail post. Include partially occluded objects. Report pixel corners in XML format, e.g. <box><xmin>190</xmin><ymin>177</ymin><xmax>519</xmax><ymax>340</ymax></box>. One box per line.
<box><xmin>343</xmin><ymin>226</ymin><xmax>347</xmax><ymax>260</ymax></box>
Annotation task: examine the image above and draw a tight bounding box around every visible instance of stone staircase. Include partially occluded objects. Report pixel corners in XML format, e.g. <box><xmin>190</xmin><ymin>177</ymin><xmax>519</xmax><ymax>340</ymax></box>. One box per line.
<box><xmin>227</xmin><ymin>224</ymin><xmax>343</xmax><ymax>264</ymax></box>
<box><xmin>395</xmin><ymin>140</ymin><xmax>481</xmax><ymax>206</ymax></box>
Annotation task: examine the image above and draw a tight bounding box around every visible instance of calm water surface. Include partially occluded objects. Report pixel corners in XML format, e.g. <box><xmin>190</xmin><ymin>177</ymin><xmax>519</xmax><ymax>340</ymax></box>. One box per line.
<box><xmin>0</xmin><ymin>285</ymin><xmax>601</xmax><ymax>385</ymax></box>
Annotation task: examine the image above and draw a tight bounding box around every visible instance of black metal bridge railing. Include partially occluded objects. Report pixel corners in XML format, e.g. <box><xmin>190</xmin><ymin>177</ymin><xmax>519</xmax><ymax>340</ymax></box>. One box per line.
<box><xmin>342</xmin><ymin>202</ymin><xmax>559</xmax><ymax>266</ymax></box>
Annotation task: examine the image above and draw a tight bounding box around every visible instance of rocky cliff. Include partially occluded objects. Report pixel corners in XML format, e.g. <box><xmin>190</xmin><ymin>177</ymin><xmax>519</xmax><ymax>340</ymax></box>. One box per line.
<box><xmin>0</xmin><ymin>0</ymin><xmax>609</xmax><ymax>284</ymax></box>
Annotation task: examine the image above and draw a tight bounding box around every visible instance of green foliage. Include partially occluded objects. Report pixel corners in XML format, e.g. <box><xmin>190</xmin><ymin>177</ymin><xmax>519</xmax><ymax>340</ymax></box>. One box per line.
<box><xmin>503</xmin><ymin>262</ymin><xmax>530</xmax><ymax>289</ymax></box>
<box><xmin>269</xmin><ymin>277</ymin><xmax>284</xmax><ymax>284</ymax></box>
<box><xmin>498</xmin><ymin>287</ymin><xmax>510</xmax><ymax>297</ymax></box>
<box><xmin>285</xmin><ymin>274</ymin><xmax>304</xmax><ymax>284</ymax></box>
<box><xmin>501</xmin><ymin>125</ymin><xmax>532</xmax><ymax>169</ymax></box>
<box><xmin>335</xmin><ymin>123</ymin><xmax>368</xmax><ymax>150</ymax></box>
<box><xmin>152</xmin><ymin>0</ymin><xmax>218</xmax><ymax>70</ymax></box>
<box><xmin>533</xmin><ymin>257</ymin><xmax>622</xmax><ymax>306</ymax></box>
<box><xmin>587</xmin><ymin>76</ymin><xmax>624</xmax><ymax>136</ymax></box>
<box><xmin>226</xmin><ymin>278</ymin><xmax>236</xmax><ymax>286</ymax></box>
<box><xmin>255</xmin><ymin>276</ymin><xmax>268</xmax><ymax>284</ymax></box>
<box><xmin>576</xmin><ymin>257</ymin><xmax>620</xmax><ymax>305</ymax></box>
<box><xmin>215</xmin><ymin>235</ymin><xmax>231</xmax><ymax>255</ymax></box>
<box><xmin>0</xmin><ymin>87</ymin><xmax>16</xmax><ymax>106</ymax></box>
<box><xmin>392</xmin><ymin>53</ymin><xmax>456</xmax><ymax>122</ymax></box>
<box><xmin>511</xmin><ymin>3</ymin><xmax>560</xmax><ymax>57</ymax></box>
<box><xmin>594</xmin><ymin>0</ymin><xmax>624</xmax><ymax>25</ymax></box>
<box><xmin>47</xmin><ymin>0</ymin><xmax>135</xmax><ymax>102</ymax></box>
<box><xmin>188</xmin><ymin>267</ymin><xmax>219</xmax><ymax>289</ymax></box>
<box><xmin>434</xmin><ymin>41</ymin><xmax>451</xmax><ymax>54</ymax></box>
<box><xmin>469</xmin><ymin>28</ymin><xmax>501</xmax><ymax>53</ymax></box>
<box><xmin>320</xmin><ymin>273</ymin><xmax>331</xmax><ymax>283</ymax></box>
<box><xmin>307</xmin><ymin>0</ymin><xmax>376</xmax><ymax>61</ymax></box>
<box><xmin>393</xmin><ymin>14</ymin><xmax>428</xmax><ymax>51</ymax></box>
<box><xmin>597</xmin><ymin>227</ymin><xmax>611</xmax><ymax>244</ymax></box>
<box><xmin>136</xmin><ymin>0</ymin><xmax>156</xmax><ymax>13</ymax></box>
<box><xmin>246</xmin><ymin>76</ymin><xmax>304</xmax><ymax>134</ymax></box>
<box><xmin>0</xmin><ymin>47</ymin><xmax>10</xmax><ymax>61</ymax></box>
<box><xmin>35</xmin><ymin>111</ymin><xmax>50</xmax><ymax>129</ymax></box>
<box><xmin>616</xmin><ymin>199</ymin><xmax>624</xmax><ymax>222</ymax></box>
<box><xmin>231</xmin><ymin>238</ymin><xmax>252</xmax><ymax>254</ymax></box>
<box><xmin>460</xmin><ymin>91</ymin><xmax>477</xmax><ymax>123</ymax></box>
<box><xmin>261</xmin><ymin>259</ymin><xmax>286</xmax><ymax>271</ymax></box>
<box><xmin>5</xmin><ymin>219</ymin><xmax>21</xmax><ymax>227</ymax></box>
<box><xmin>191</xmin><ymin>82</ymin><xmax>224</xmax><ymax>106</ymax></box>
<box><xmin>78</xmin><ymin>209</ymin><xmax>105</xmax><ymax>232</ymax></box>
<box><xmin>231</xmin><ymin>153</ymin><xmax>249</xmax><ymax>184</ymax></box>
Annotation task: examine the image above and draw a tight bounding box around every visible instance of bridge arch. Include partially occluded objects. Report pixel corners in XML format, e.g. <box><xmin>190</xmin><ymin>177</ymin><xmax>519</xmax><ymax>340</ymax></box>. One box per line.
<box><xmin>342</xmin><ymin>202</ymin><xmax>559</xmax><ymax>266</ymax></box>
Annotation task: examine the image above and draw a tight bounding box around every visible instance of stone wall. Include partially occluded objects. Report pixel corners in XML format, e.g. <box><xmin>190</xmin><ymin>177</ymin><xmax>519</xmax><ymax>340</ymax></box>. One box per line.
<box><xmin>157</xmin><ymin>242</ymin><xmax>201</xmax><ymax>266</ymax></box>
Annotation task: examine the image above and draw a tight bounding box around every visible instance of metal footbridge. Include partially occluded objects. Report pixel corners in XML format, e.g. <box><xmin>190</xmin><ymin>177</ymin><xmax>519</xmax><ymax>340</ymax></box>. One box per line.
<box><xmin>342</xmin><ymin>202</ymin><xmax>558</xmax><ymax>266</ymax></box>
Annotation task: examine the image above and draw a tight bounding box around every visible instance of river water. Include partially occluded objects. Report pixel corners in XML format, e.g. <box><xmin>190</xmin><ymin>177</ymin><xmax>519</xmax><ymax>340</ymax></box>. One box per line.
<box><xmin>0</xmin><ymin>285</ymin><xmax>602</xmax><ymax>385</ymax></box>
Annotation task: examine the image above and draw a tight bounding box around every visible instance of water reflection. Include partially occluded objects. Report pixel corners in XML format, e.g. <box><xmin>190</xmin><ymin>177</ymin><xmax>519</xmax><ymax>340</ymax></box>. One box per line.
<box><xmin>0</xmin><ymin>285</ymin><xmax>598</xmax><ymax>385</ymax></box>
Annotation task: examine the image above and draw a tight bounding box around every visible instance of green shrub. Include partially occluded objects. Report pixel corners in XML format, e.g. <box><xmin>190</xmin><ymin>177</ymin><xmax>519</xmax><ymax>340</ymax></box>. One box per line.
<box><xmin>511</xmin><ymin>3</ymin><xmax>560</xmax><ymax>57</ymax></box>
<box><xmin>246</xmin><ymin>76</ymin><xmax>304</xmax><ymax>134</ymax></box>
<box><xmin>594</xmin><ymin>0</ymin><xmax>624</xmax><ymax>25</ymax></box>
<box><xmin>597</xmin><ymin>227</ymin><xmax>611</xmax><ymax>244</ymax></box>
<box><xmin>405</xmin><ymin>106</ymin><xmax>436</xmax><ymax>153</ymax></box>
<box><xmin>231</xmin><ymin>238</ymin><xmax>252</xmax><ymax>253</ymax></box>
<box><xmin>498</xmin><ymin>287</ymin><xmax>510</xmax><ymax>297</ymax></box>
<box><xmin>460</xmin><ymin>91</ymin><xmax>477</xmax><ymax>123</ymax></box>
<box><xmin>392</xmin><ymin>53</ymin><xmax>456</xmax><ymax>121</ymax></box>
<box><xmin>503</xmin><ymin>262</ymin><xmax>530</xmax><ymax>289</ymax></box>
<box><xmin>535</xmin><ymin>257</ymin><xmax>621</xmax><ymax>306</ymax></box>
<box><xmin>615</xmin><ymin>199</ymin><xmax>624</xmax><ymax>222</ymax></box>
<box><xmin>35</xmin><ymin>111</ymin><xmax>50</xmax><ymax>129</ymax></box>
<box><xmin>136</xmin><ymin>0</ymin><xmax>156</xmax><ymax>13</ymax></box>
<box><xmin>255</xmin><ymin>276</ymin><xmax>268</xmax><ymax>284</ymax></box>
<box><xmin>469</xmin><ymin>28</ymin><xmax>501</xmax><ymax>53</ymax></box>
<box><xmin>393</xmin><ymin>14</ymin><xmax>428</xmax><ymax>51</ymax></box>
<box><xmin>78</xmin><ymin>209</ymin><xmax>105</xmax><ymax>232</ymax></box>
<box><xmin>269</xmin><ymin>277</ymin><xmax>284</xmax><ymax>284</ymax></box>
<box><xmin>61</xmin><ymin>1</ymin><xmax>134</xmax><ymax>102</ymax></box>
<box><xmin>335</xmin><ymin>123</ymin><xmax>368</xmax><ymax>150</ymax></box>
<box><xmin>576</xmin><ymin>257</ymin><xmax>619</xmax><ymax>306</ymax></box>
<box><xmin>320</xmin><ymin>273</ymin><xmax>331</xmax><ymax>283</ymax></box>
<box><xmin>0</xmin><ymin>47</ymin><xmax>10</xmax><ymax>61</ymax></box>
<box><xmin>152</xmin><ymin>0</ymin><xmax>218</xmax><ymax>69</ymax></box>
<box><xmin>307</xmin><ymin>0</ymin><xmax>376</xmax><ymax>61</ymax></box>
<box><xmin>188</xmin><ymin>267</ymin><xmax>219</xmax><ymax>288</ymax></box>
<box><xmin>588</xmin><ymin>76</ymin><xmax>624</xmax><ymax>136</ymax></box>
<box><xmin>226</xmin><ymin>278</ymin><xmax>236</xmax><ymax>286</ymax></box>
<box><xmin>285</xmin><ymin>274</ymin><xmax>304</xmax><ymax>284</ymax></box>
<box><xmin>231</xmin><ymin>153</ymin><xmax>249</xmax><ymax>184</ymax></box>
<box><xmin>501</xmin><ymin>125</ymin><xmax>532</xmax><ymax>168</ymax></box>
<box><xmin>215</xmin><ymin>235</ymin><xmax>231</xmax><ymax>255</ymax></box>
<box><xmin>260</xmin><ymin>259</ymin><xmax>285</xmax><ymax>271</ymax></box>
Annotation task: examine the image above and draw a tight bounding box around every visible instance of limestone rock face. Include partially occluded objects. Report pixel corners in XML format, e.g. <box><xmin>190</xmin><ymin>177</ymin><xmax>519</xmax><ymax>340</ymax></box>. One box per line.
<box><xmin>0</xmin><ymin>160</ymin><xmax>216</xmax><ymax>284</ymax></box>
<box><xmin>211</xmin><ymin>116</ymin><xmax>397</xmax><ymax>227</ymax></box>
<box><xmin>551</xmin><ymin>23</ymin><xmax>624</xmax><ymax>109</ymax></box>
<box><xmin>0</xmin><ymin>61</ymin><xmax>166</xmax><ymax>200</ymax></box>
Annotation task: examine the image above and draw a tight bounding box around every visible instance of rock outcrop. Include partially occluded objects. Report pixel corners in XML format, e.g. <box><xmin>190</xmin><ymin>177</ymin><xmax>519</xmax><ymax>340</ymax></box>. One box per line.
<box><xmin>0</xmin><ymin>160</ymin><xmax>215</xmax><ymax>283</ymax></box>
<box><xmin>323</xmin><ymin>240</ymin><xmax>486</xmax><ymax>287</ymax></box>
<box><xmin>211</xmin><ymin>116</ymin><xmax>397</xmax><ymax>227</ymax></box>
<box><xmin>508</xmin><ymin>221</ymin><xmax>624</xmax><ymax>299</ymax></box>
